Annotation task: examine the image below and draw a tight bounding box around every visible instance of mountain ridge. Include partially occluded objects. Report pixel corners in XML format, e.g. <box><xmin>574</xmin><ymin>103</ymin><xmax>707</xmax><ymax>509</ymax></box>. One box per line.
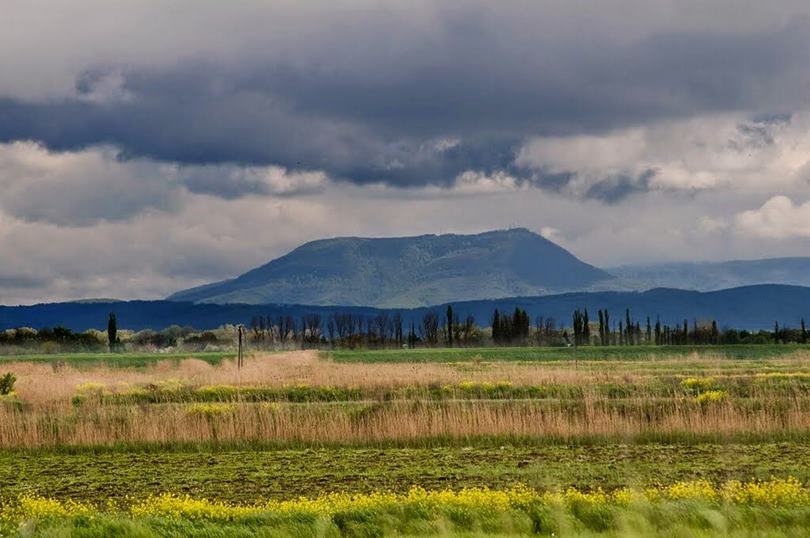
<box><xmin>169</xmin><ymin>228</ymin><xmax>611</xmax><ymax>307</ymax></box>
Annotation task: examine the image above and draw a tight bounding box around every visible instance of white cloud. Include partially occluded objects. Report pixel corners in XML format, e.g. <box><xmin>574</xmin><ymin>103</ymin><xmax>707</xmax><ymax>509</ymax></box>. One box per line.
<box><xmin>735</xmin><ymin>196</ymin><xmax>810</xmax><ymax>239</ymax></box>
<box><xmin>539</xmin><ymin>226</ymin><xmax>560</xmax><ymax>241</ymax></box>
<box><xmin>452</xmin><ymin>171</ymin><xmax>522</xmax><ymax>194</ymax></box>
<box><xmin>516</xmin><ymin>113</ymin><xmax>810</xmax><ymax>198</ymax></box>
<box><xmin>698</xmin><ymin>216</ymin><xmax>729</xmax><ymax>234</ymax></box>
<box><xmin>0</xmin><ymin>141</ymin><xmax>180</xmax><ymax>225</ymax></box>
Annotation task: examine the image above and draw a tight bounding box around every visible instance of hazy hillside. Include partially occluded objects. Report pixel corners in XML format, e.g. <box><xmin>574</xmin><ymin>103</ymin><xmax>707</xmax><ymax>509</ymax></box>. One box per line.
<box><xmin>609</xmin><ymin>258</ymin><xmax>810</xmax><ymax>291</ymax></box>
<box><xmin>168</xmin><ymin>228</ymin><xmax>611</xmax><ymax>307</ymax></box>
<box><xmin>6</xmin><ymin>285</ymin><xmax>809</xmax><ymax>331</ymax></box>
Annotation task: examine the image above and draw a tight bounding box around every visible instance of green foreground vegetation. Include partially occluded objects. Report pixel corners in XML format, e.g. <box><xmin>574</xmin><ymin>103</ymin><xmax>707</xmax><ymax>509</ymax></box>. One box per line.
<box><xmin>5</xmin><ymin>478</ymin><xmax>810</xmax><ymax>537</ymax></box>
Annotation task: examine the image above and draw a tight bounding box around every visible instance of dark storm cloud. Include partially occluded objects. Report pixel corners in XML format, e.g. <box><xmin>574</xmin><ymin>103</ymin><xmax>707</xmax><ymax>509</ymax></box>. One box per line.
<box><xmin>2</xmin><ymin>10</ymin><xmax>810</xmax><ymax>193</ymax></box>
<box><xmin>585</xmin><ymin>171</ymin><xmax>656</xmax><ymax>204</ymax></box>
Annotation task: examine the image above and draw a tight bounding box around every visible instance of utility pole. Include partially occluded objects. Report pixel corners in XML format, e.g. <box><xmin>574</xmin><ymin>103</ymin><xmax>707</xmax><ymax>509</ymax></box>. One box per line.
<box><xmin>236</xmin><ymin>324</ymin><xmax>245</xmax><ymax>403</ymax></box>
<box><xmin>237</xmin><ymin>324</ymin><xmax>245</xmax><ymax>369</ymax></box>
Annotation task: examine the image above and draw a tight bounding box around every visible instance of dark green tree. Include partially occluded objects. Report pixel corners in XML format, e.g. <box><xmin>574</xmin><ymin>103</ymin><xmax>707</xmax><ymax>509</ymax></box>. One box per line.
<box><xmin>625</xmin><ymin>309</ymin><xmax>633</xmax><ymax>345</ymax></box>
<box><xmin>107</xmin><ymin>312</ymin><xmax>118</xmax><ymax>352</ymax></box>
<box><xmin>598</xmin><ymin>308</ymin><xmax>605</xmax><ymax>346</ymax></box>
<box><xmin>446</xmin><ymin>305</ymin><xmax>454</xmax><ymax>347</ymax></box>
<box><xmin>583</xmin><ymin>309</ymin><xmax>590</xmax><ymax>345</ymax></box>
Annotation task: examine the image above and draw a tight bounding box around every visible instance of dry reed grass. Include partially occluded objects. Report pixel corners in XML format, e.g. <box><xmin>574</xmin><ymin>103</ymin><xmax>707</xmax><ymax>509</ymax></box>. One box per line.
<box><xmin>1</xmin><ymin>396</ymin><xmax>810</xmax><ymax>448</ymax></box>
<box><xmin>3</xmin><ymin>350</ymin><xmax>810</xmax><ymax>448</ymax></box>
<box><xmin>7</xmin><ymin>350</ymin><xmax>810</xmax><ymax>405</ymax></box>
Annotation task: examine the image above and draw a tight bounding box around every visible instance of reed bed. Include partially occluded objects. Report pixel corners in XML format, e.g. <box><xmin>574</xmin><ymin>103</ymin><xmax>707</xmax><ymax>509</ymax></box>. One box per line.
<box><xmin>4</xmin><ymin>395</ymin><xmax>810</xmax><ymax>448</ymax></box>
<box><xmin>4</xmin><ymin>350</ymin><xmax>810</xmax><ymax>448</ymax></box>
<box><xmin>6</xmin><ymin>350</ymin><xmax>810</xmax><ymax>404</ymax></box>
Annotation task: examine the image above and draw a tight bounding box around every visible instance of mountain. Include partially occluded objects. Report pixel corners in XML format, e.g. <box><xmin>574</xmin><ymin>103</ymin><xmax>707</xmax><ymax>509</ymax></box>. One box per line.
<box><xmin>168</xmin><ymin>228</ymin><xmax>611</xmax><ymax>307</ymax></box>
<box><xmin>609</xmin><ymin>257</ymin><xmax>810</xmax><ymax>291</ymax></box>
<box><xmin>5</xmin><ymin>285</ymin><xmax>810</xmax><ymax>332</ymax></box>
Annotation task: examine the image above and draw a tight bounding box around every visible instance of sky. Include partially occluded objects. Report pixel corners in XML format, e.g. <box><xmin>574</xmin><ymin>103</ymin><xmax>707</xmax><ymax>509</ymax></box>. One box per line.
<box><xmin>3</xmin><ymin>1</ymin><xmax>810</xmax><ymax>304</ymax></box>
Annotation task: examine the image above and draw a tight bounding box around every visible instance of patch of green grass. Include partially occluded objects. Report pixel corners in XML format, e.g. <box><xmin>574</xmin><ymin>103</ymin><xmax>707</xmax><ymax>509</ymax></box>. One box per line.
<box><xmin>0</xmin><ymin>351</ymin><xmax>236</xmax><ymax>368</ymax></box>
<box><xmin>327</xmin><ymin>345</ymin><xmax>807</xmax><ymax>363</ymax></box>
<box><xmin>2</xmin><ymin>443</ymin><xmax>809</xmax><ymax>505</ymax></box>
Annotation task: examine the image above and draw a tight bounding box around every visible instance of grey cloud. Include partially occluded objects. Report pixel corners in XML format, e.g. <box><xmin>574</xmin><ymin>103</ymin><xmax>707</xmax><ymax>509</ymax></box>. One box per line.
<box><xmin>0</xmin><ymin>275</ymin><xmax>49</xmax><ymax>290</ymax></box>
<box><xmin>2</xmin><ymin>12</ymin><xmax>810</xmax><ymax>192</ymax></box>
<box><xmin>0</xmin><ymin>146</ymin><xmax>181</xmax><ymax>226</ymax></box>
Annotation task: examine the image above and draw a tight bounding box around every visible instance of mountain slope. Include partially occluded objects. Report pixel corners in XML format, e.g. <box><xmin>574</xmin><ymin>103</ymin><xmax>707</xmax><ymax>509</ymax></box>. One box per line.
<box><xmin>609</xmin><ymin>257</ymin><xmax>810</xmax><ymax>291</ymax></box>
<box><xmin>168</xmin><ymin>229</ymin><xmax>611</xmax><ymax>307</ymax></box>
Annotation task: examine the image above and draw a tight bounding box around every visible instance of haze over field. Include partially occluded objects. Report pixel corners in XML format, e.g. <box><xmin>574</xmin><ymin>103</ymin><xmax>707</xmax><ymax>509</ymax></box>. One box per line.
<box><xmin>3</xmin><ymin>1</ymin><xmax>810</xmax><ymax>305</ymax></box>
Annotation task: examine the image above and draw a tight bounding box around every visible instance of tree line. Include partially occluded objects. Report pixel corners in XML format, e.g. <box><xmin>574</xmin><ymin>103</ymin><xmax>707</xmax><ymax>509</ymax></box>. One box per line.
<box><xmin>1</xmin><ymin>306</ymin><xmax>808</xmax><ymax>353</ymax></box>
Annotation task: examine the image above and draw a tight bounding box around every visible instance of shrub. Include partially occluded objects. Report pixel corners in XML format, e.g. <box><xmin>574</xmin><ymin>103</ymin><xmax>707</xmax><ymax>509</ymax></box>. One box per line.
<box><xmin>681</xmin><ymin>377</ymin><xmax>715</xmax><ymax>392</ymax></box>
<box><xmin>696</xmin><ymin>390</ymin><xmax>728</xmax><ymax>405</ymax></box>
<box><xmin>0</xmin><ymin>372</ymin><xmax>16</xmax><ymax>396</ymax></box>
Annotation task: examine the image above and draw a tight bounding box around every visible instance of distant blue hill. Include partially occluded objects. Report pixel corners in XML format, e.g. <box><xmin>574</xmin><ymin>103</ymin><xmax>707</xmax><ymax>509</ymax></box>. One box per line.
<box><xmin>4</xmin><ymin>285</ymin><xmax>809</xmax><ymax>332</ymax></box>
<box><xmin>608</xmin><ymin>257</ymin><xmax>810</xmax><ymax>291</ymax></box>
<box><xmin>168</xmin><ymin>228</ymin><xmax>611</xmax><ymax>307</ymax></box>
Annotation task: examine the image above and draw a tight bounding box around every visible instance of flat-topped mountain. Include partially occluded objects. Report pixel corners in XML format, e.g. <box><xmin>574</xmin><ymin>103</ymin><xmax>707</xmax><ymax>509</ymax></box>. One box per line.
<box><xmin>168</xmin><ymin>228</ymin><xmax>611</xmax><ymax>307</ymax></box>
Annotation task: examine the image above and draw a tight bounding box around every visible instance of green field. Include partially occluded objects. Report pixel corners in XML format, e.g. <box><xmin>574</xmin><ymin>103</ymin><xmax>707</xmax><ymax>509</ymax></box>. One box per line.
<box><xmin>328</xmin><ymin>344</ymin><xmax>808</xmax><ymax>363</ymax></box>
<box><xmin>0</xmin><ymin>350</ymin><xmax>235</xmax><ymax>368</ymax></box>
<box><xmin>4</xmin><ymin>444</ymin><xmax>810</xmax><ymax>537</ymax></box>
<box><xmin>2</xmin><ymin>443</ymin><xmax>809</xmax><ymax>505</ymax></box>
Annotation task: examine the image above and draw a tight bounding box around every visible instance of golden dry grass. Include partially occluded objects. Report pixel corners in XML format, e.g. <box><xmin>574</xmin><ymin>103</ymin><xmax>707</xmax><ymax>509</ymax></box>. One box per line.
<box><xmin>8</xmin><ymin>349</ymin><xmax>810</xmax><ymax>404</ymax></box>
<box><xmin>3</xmin><ymin>350</ymin><xmax>810</xmax><ymax>448</ymax></box>
<box><xmin>2</xmin><ymin>396</ymin><xmax>810</xmax><ymax>448</ymax></box>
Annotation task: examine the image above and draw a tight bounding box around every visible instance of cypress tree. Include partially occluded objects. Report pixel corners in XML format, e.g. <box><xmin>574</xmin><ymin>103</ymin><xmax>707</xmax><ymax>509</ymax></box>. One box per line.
<box><xmin>598</xmin><ymin>310</ymin><xmax>604</xmax><ymax>346</ymax></box>
<box><xmin>654</xmin><ymin>317</ymin><xmax>661</xmax><ymax>346</ymax></box>
<box><xmin>107</xmin><ymin>312</ymin><xmax>118</xmax><ymax>353</ymax></box>
<box><xmin>446</xmin><ymin>305</ymin><xmax>454</xmax><ymax>347</ymax></box>
<box><xmin>583</xmin><ymin>309</ymin><xmax>590</xmax><ymax>345</ymax></box>
<box><xmin>625</xmin><ymin>309</ymin><xmax>632</xmax><ymax>345</ymax></box>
